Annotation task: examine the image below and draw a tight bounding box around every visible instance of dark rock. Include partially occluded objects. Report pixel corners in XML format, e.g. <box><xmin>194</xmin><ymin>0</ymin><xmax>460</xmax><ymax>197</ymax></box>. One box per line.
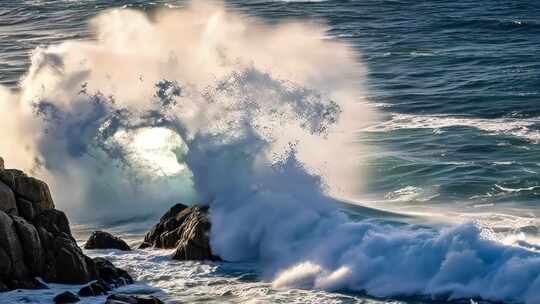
<box><xmin>52</xmin><ymin>233</ymin><xmax>96</xmax><ymax>284</ymax></box>
<box><xmin>0</xmin><ymin>165</ymin><xmax>133</xmax><ymax>293</ymax></box>
<box><xmin>160</xmin><ymin>203</ymin><xmax>189</xmax><ymax>222</ymax></box>
<box><xmin>34</xmin><ymin>209</ymin><xmax>71</xmax><ymax>236</ymax></box>
<box><xmin>0</xmin><ymin>181</ymin><xmax>17</xmax><ymax>215</ymax></box>
<box><xmin>35</xmin><ymin>229</ymin><xmax>97</xmax><ymax>284</ymax></box>
<box><xmin>0</xmin><ymin>169</ymin><xmax>26</xmax><ymax>190</ymax></box>
<box><xmin>0</xmin><ymin>280</ymin><xmax>8</xmax><ymax>292</ymax></box>
<box><xmin>0</xmin><ymin>248</ymin><xmax>11</xmax><ymax>280</ymax></box>
<box><xmin>0</xmin><ymin>210</ymin><xmax>28</xmax><ymax>279</ymax></box>
<box><xmin>78</xmin><ymin>279</ymin><xmax>112</xmax><ymax>297</ymax></box>
<box><xmin>12</xmin><ymin>175</ymin><xmax>54</xmax><ymax>210</ymax></box>
<box><xmin>172</xmin><ymin>207</ymin><xmax>215</xmax><ymax>261</ymax></box>
<box><xmin>106</xmin><ymin>294</ymin><xmax>164</xmax><ymax>304</ymax></box>
<box><xmin>139</xmin><ymin>203</ymin><xmax>188</xmax><ymax>249</ymax></box>
<box><xmin>34</xmin><ymin>210</ymin><xmax>95</xmax><ymax>285</ymax></box>
<box><xmin>16</xmin><ymin>198</ymin><xmax>37</xmax><ymax>221</ymax></box>
<box><xmin>53</xmin><ymin>291</ymin><xmax>80</xmax><ymax>304</ymax></box>
<box><xmin>0</xmin><ymin>247</ymin><xmax>11</xmax><ymax>282</ymax></box>
<box><xmin>140</xmin><ymin>204</ymin><xmax>219</xmax><ymax>261</ymax></box>
<box><xmin>84</xmin><ymin>231</ymin><xmax>131</xmax><ymax>251</ymax></box>
<box><xmin>0</xmin><ymin>157</ymin><xmax>4</xmax><ymax>170</ymax></box>
<box><xmin>12</xmin><ymin>216</ymin><xmax>43</xmax><ymax>274</ymax></box>
<box><xmin>7</xmin><ymin>277</ymin><xmax>48</xmax><ymax>290</ymax></box>
<box><xmin>36</xmin><ymin>226</ymin><xmax>57</xmax><ymax>280</ymax></box>
<box><xmin>94</xmin><ymin>257</ymin><xmax>133</xmax><ymax>287</ymax></box>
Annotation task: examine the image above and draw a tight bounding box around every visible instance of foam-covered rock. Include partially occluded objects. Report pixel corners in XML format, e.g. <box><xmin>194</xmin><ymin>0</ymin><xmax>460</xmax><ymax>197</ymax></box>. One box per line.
<box><xmin>139</xmin><ymin>204</ymin><xmax>219</xmax><ymax>261</ymax></box>
<box><xmin>84</xmin><ymin>231</ymin><xmax>131</xmax><ymax>251</ymax></box>
<box><xmin>172</xmin><ymin>207</ymin><xmax>215</xmax><ymax>261</ymax></box>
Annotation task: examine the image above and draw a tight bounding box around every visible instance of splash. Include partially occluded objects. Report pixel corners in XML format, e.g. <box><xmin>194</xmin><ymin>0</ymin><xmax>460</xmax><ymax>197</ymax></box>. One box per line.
<box><xmin>0</xmin><ymin>2</ymin><xmax>539</xmax><ymax>303</ymax></box>
<box><xmin>0</xmin><ymin>1</ymin><xmax>371</xmax><ymax>221</ymax></box>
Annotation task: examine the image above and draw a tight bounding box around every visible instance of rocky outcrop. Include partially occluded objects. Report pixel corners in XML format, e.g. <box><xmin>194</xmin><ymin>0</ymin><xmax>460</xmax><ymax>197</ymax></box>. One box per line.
<box><xmin>77</xmin><ymin>257</ymin><xmax>133</xmax><ymax>297</ymax></box>
<box><xmin>0</xmin><ymin>169</ymin><xmax>54</xmax><ymax>214</ymax></box>
<box><xmin>84</xmin><ymin>231</ymin><xmax>131</xmax><ymax>251</ymax></box>
<box><xmin>78</xmin><ymin>280</ymin><xmax>111</xmax><ymax>297</ymax></box>
<box><xmin>106</xmin><ymin>293</ymin><xmax>164</xmax><ymax>304</ymax></box>
<box><xmin>0</xmin><ymin>158</ymin><xmax>132</xmax><ymax>292</ymax></box>
<box><xmin>93</xmin><ymin>257</ymin><xmax>133</xmax><ymax>287</ymax></box>
<box><xmin>139</xmin><ymin>203</ymin><xmax>219</xmax><ymax>261</ymax></box>
<box><xmin>52</xmin><ymin>233</ymin><xmax>96</xmax><ymax>284</ymax></box>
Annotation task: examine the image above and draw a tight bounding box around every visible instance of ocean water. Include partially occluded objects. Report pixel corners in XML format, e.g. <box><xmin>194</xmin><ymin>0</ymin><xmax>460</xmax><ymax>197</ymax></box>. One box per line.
<box><xmin>1</xmin><ymin>0</ymin><xmax>540</xmax><ymax>303</ymax></box>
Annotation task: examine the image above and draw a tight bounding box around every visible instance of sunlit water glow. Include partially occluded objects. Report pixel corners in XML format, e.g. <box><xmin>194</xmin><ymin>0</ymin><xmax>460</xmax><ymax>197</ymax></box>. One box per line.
<box><xmin>112</xmin><ymin>127</ymin><xmax>187</xmax><ymax>176</ymax></box>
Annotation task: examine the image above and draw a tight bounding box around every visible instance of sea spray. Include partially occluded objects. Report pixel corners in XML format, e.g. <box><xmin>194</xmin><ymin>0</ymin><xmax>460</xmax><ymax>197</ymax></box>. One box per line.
<box><xmin>0</xmin><ymin>1</ymin><xmax>372</xmax><ymax>221</ymax></box>
<box><xmin>0</xmin><ymin>1</ymin><xmax>539</xmax><ymax>303</ymax></box>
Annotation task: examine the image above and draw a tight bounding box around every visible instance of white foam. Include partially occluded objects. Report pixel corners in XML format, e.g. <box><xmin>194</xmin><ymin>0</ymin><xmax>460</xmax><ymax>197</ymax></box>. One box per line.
<box><xmin>495</xmin><ymin>184</ymin><xmax>540</xmax><ymax>193</ymax></box>
<box><xmin>365</xmin><ymin>113</ymin><xmax>540</xmax><ymax>142</ymax></box>
<box><xmin>384</xmin><ymin>186</ymin><xmax>439</xmax><ymax>203</ymax></box>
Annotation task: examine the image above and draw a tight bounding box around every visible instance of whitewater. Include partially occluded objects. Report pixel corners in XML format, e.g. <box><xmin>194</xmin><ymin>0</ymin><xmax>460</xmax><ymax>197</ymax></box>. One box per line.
<box><xmin>1</xmin><ymin>1</ymin><xmax>539</xmax><ymax>303</ymax></box>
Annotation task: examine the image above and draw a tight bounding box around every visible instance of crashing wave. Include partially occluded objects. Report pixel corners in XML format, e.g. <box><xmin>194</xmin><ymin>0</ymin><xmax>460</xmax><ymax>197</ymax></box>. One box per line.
<box><xmin>0</xmin><ymin>1</ymin><xmax>538</xmax><ymax>303</ymax></box>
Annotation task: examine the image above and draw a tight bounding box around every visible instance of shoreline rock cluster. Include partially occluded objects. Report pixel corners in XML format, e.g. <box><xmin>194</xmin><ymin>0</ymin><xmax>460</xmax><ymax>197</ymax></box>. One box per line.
<box><xmin>0</xmin><ymin>157</ymin><xmax>132</xmax><ymax>293</ymax></box>
<box><xmin>0</xmin><ymin>155</ymin><xmax>216</xmax><ymax>303</ymax></box>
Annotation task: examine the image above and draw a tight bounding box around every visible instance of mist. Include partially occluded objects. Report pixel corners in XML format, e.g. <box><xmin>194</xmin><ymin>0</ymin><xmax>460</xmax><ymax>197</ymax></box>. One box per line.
<box><xmin>0</xmin><ymin>1</ymin><xmax>372</xmax><ymax>221</ymax></box>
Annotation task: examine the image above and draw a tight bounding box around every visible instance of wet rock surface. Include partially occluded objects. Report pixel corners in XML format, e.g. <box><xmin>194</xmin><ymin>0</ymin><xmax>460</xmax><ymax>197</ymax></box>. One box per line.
<box><xmin>78</xmin><ymin>279</ymin><xmax>111</xmax><ymax>297</ymax></box>
<box><xmin>139</xmin><ymin>203</ymin><xmax>220</xmax><ymax>261</ymax></box>
<box><xmin>84</xmin><ymin>231</ymin><xmax>131</xmax><ymax>251</ymax></box>
<box><xmin>94</xmin><ymin>257</ymin><xmax>134</xmax><ymax>287</ymax></box>
<box><xmin>0</xmin><ymin>158</ymin><xmax>133</xmax><ymax>292</ymax></box>
<box><xmin>77</xmin><ymin>257</ymin><xmax>134</xmax><ymax>297</ymax></box>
